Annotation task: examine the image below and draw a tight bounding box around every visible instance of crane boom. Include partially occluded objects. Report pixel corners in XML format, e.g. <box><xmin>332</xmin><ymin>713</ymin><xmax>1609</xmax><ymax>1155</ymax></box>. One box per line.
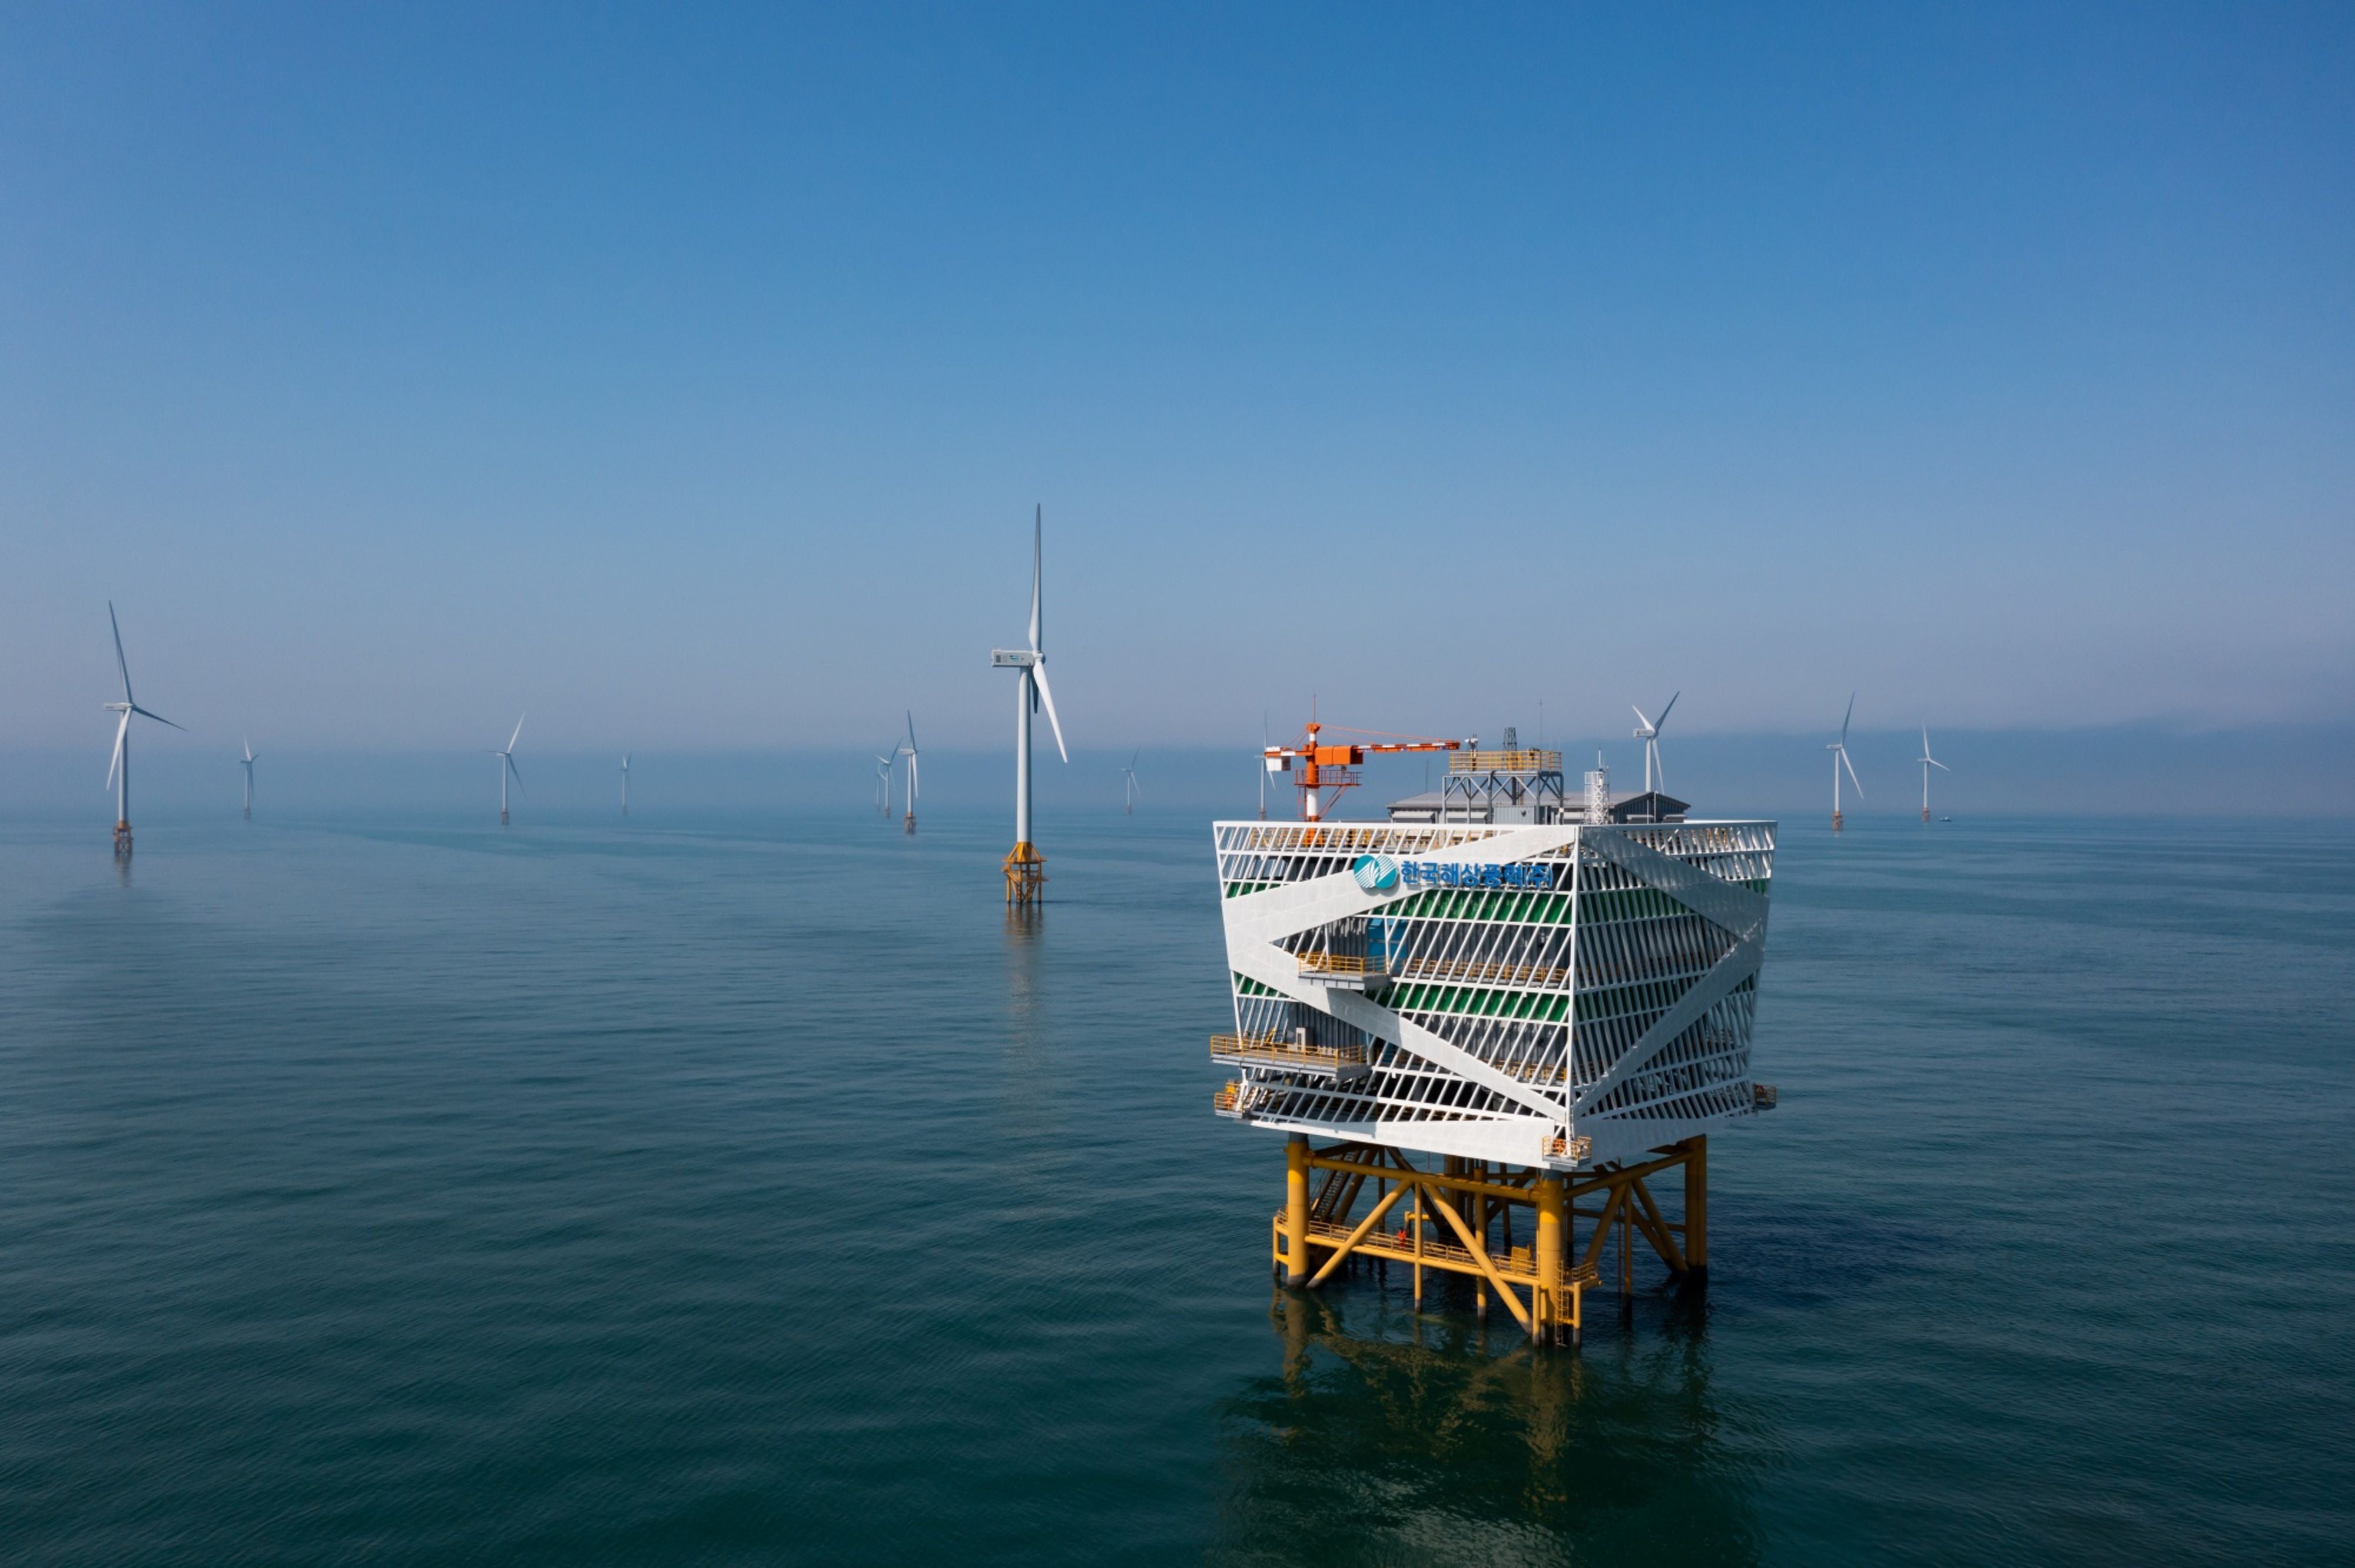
<box><xmin>1262</xmin><ymin>717</ymin><xmax>1472</xmax><ymax>821</ymax></box>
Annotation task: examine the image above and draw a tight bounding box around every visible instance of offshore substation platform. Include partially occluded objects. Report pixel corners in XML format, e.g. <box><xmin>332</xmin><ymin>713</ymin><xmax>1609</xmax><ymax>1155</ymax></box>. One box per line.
<box><xmin>1214</xmin><ymin>729</ymin><xmax>1777</xmax><ymax>1343</ymax></box>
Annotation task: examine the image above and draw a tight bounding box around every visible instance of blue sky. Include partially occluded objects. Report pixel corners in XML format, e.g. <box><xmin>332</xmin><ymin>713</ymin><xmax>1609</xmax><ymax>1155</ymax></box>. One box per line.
<box><xmin>5</xmin><ymin>2</ymin><xmax>2350</xmax><ymax>758</ymax></box>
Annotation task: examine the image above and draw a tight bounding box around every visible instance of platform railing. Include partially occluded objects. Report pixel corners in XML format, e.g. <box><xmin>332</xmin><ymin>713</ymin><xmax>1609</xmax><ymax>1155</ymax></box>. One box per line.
<box><xmin>1210</xmin><ymin>1034</ymin><xmax>1367</xmax><ymax>1071</ymax></box>
<box><xmin>1396</xmin><ymin>955</ymin><xmax>1573</xmax><ymax>988</ymax></box>
<box><xmin>1449</xmin><ymin>749</ymin><xmax>1563</xmax><ymax>773</ymax></box>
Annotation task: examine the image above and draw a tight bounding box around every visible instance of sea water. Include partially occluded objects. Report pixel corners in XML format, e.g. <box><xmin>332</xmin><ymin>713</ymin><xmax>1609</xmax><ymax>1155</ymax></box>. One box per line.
<box><xmin>1</xmin><ymin>810</ymin><xmax>2349</xmax><ymax>1564</ymax></box>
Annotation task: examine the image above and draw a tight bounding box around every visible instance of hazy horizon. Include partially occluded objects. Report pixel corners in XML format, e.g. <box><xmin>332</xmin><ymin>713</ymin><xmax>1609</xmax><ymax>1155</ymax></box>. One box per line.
<box><xmin>8</xmin><ymin>719</ymin><xmax>2347</xmax><ymax>820</ymax></box>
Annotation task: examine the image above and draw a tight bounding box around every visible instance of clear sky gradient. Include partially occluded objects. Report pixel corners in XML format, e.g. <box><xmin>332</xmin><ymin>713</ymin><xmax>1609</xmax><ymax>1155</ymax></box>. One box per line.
<box><xmin>5</xmin><ymin>3</ymin><xmax>2350</xmax><ymax>758</ymax></box>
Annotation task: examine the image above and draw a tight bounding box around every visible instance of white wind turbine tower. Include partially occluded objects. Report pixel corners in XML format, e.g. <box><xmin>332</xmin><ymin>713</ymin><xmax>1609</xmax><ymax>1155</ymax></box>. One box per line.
<box><xmin>1123</xmin><ymin>749</ymin><xmax>1142</xmax><ymax>815</ymax></box>
<box><xmin>1917</xmin><ymin>726</ymin><xmax>1950</xmax><ymax>823</ymax></box>
<box><xmin>988</xmin><ymin>505</ymin><xmax>1068</xmax><ymax>903</ymax></box>
<box><xmin>1630</xmin><ymin>690</ymin><xmax>1679</xmax><ymax>796</ymax></box>
<box><xmin>1827</xmin><ymin>693</ymin><xmax>1863</xmax><ymax>832</ymax></box>
<box><xmin>241</xmin><ymin>738</ymin><xmax>257</xmax><ymax>820</ymax></box>
<box><xmin>487</xmin><ymin>715</ymin><xmax>525</xmax><ymax>826</ymax></box>
<box><xmin>873</xmin><ymin>746</ymin><xmax>895</xmax><ymax>816</ymax></box>
<box><xmin>896</xmin><ymin>712</ymin><xmax>920</xmax><ymax>834</ymax></box>
<box><xmin>1258</xmin><ymin>712</ymin><xmax>1269</xmax><ymax>821</ymax></box>
<box><xmin>102</xmin><ymin>602</ymin><xmax>184</xmax><ymax>858</ymax></box>
<box><xmin>621</xmin><ymin>753</ymin><xmax>630</xmax><ymax>816</ymax></box>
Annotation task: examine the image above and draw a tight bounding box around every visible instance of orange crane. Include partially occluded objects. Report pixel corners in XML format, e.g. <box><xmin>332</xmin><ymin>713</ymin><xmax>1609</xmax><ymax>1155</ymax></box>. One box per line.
<box><xmin>1263</xmin><ymin>715</ymin><xmax>1472</xmax><ymax>821</ymax></box>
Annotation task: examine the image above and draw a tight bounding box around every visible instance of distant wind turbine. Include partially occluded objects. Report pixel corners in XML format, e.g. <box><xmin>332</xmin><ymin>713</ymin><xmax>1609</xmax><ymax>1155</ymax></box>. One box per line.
<box><xmin>1827</xmin><ymin>694</ymin><xmax>1863</xmax><ymax>832</ymax></box>
<box><xmin>874</xmin><ymin>745</ymin><xmax>895</xmax><ymax>816</ymax></box>
<box><xmin>1258</xmin><ymin>711</ymin><xmax>1269</xmax><ymax>820</ymax></box>
<box><xmin>897</xmin><ymin>712</ymin><xmax>920</xmax><ymax>833</ymax></box>
<box><xmin>102</xmin><ymin>602</ymin><xmax>184</xmax><ymax>858</ymax></box>
<box><xmin>241</xmin><ymin>738</ymin><xmax>256</xmax><ymax>820</ymax></box>
<box><xmin>988</xmin><ymin>506</ymin><xmax>1068</xmax><ymax>903</ymax></box>
<box><xmin>1917</xmin><ymin>727</ymin><xmax>1950</xmax><ymax>823</ymax></box>
<box><xmin>1123</xmin><ymin>749</ymin><xmax>1142</xmax><ymax>815</ymax></box>
<box><xmin>487</xmin><ymin>715</ymin><xmax>525</xmax><ymax>826</ymax></box>
<box><xmin>1631</xmin><ymin>691</ymin><xmax>1679</xmax><ymax>795</ymax></box>
<box><xmin>621</xmin><ymin>753</ymin><xmax>630</xmax><ymax>816</ymax></box>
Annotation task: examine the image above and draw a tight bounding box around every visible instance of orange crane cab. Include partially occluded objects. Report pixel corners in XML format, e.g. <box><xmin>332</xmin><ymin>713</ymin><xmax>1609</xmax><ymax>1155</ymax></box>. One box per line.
<box><xmin>1263</xmin><ymin>717</ymin><xmax>1471</xmax><ymax>820</ymax></box>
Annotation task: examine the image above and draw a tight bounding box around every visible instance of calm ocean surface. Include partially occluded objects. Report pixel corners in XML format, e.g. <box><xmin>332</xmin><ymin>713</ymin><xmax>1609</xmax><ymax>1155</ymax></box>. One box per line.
<box><xmin>1</xmin><ymin>809</ymin><xmax>2349</xmax><ymax>1565</ymax></box>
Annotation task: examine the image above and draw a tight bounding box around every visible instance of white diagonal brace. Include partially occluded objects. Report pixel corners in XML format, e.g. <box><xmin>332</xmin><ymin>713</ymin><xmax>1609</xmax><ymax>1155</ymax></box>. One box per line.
<box><xmin>1568</xmin><ymin>934</ymin><xmax>1761</xmax><ymax>1115</ymax></box>
<box><xmin>1224</xmin><ymin>823</ymin><xmax>1577</xmax><ymax>950</ymax></box>
<box><xmin>1227</xmin><ymin>938</ymin><xmax>1565</xmax><ymax>1121</ymax></box>
<box><xmin>1580</xmin><ymin>826</ymin><xmax>1767</xmax><ymax>941</ymax></box>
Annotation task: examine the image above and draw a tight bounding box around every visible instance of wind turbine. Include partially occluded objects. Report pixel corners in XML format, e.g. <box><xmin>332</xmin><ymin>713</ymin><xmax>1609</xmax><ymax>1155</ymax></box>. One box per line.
<box><xmin>487</xmin><ymin>715</ymin><xmax>525</xmax><ymax>826</ymax></box>
<box><xmin>1123</xmin><ymin>749</ymin><xmax>1141</xmax><ymax>815</ymax></box>
<box><xmin>873</xmin><ymin>746</ymin><xmax>895</xmax><ymax>816</ymax></box>
<box><xmin>897</xmin><ymin>712</ymin><xmax>920</xmax><ymax>833</ymax></box>
<box><xmin>1258</xmin><ymin>711</ymin><xmax>1269</xmax><ymax>820</ymax></box>
<box><xmin>621</xmin><ymin>753</ymin><xmax>630</xmax><ymax>816</ymax></box>
<box><xmin>1827</xmin><ymin>694</ymin><xmax>1863</xmax><ymax>832</ymax></box>
<box><xmin>102</xmin><ymin>602</ymin><xmax>184</xmax><ymax>858</ymax></box>
<box><xmin>988</xmin><ymin>505</ymin><xmax>1068</xmax><ymax>903</ymax></box>
<box><xmin>1917</xmin><ymin>726</ymin><xmax>1950</xmax><ymax>823</ymax></box>
<box><xmin>1631</xmin><ymin>690</ymin><xmax>1679</xmax><ymax>796</ymax></box>
<box><xmin>241</xmin><ymin>738</ymin><xmax>256</xmax><ymax>820</ymax></box>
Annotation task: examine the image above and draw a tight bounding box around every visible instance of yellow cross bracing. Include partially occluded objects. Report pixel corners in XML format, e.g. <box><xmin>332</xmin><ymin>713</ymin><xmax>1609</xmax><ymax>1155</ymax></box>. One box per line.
<box><xmin>1268</xmin><ymin>1135</ymin><xmax>1709</xmax><ymax>1344</ymax></box>
<box><xmin>1003</xmin><ymin>841</ymin><xmax>1046</xmax><ymax>904</ymax></box>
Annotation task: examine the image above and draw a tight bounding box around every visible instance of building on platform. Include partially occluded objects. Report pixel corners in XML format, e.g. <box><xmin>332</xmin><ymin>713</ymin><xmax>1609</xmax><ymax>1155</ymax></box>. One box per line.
<box><xmin>1210</xmin><ymin>783</ymin><xmax>1777</xmax><ymax>1342</ymax></box>
<box><xmin>1379</xmin><ymin>729</ymin><xmax>1687</xmax><ymax>825</ymax></box>
<box><xmin>1385</xmin><ymin>788</ymin><xmax>1689</xmax><ymax>826</ymax></box>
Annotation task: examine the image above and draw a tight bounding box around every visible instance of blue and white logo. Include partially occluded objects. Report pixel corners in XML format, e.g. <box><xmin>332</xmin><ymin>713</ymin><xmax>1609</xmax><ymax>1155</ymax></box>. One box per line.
<box><xmin>1352</xmin><ymin>853</ymin><xmax>1401</xmax><ymax>892</ymax></box>
<box><xmin>1397</xmin><ymin>859</ymin><xmax>1554</xmax><ymax>890</ymax></box>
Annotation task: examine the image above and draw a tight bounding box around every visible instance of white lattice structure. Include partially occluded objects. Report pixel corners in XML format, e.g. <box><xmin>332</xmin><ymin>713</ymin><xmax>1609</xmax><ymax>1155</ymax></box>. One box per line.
<box><xmin>1212</xmin><ymin>818</ymin><xmax>1777</xmax><ymax>1171</ymax></box>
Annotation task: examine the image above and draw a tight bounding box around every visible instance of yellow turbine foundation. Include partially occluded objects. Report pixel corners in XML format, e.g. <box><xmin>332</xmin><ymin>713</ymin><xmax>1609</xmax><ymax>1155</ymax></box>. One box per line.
<box><xmin>1003</xmin><ymin>841</ymin><xmax>1046</xmax><ymax>904</ymax></box>
<box><xmin>1283</xmin><ymin>1134</ymin><xmax>1311</xmax><ymax>1285</ymax></box>
<box><xmin>1268</xmin><ymin>1136</ymin><xmax>1713</xmax><ymax>1344</ymax></box>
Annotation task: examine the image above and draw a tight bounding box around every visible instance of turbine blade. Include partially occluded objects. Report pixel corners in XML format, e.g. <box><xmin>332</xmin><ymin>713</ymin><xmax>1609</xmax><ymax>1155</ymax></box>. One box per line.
<box><xmin>108</xmin><ymin>601</ymin><xmax>132</xmax><ymax>704</ymax></box>
<box><xmin>905</xmin><ymin>710</ymin><xmax>918</xmax><ymax>750</ymax></box>
<box><xmin>131</xmin><ymin>705</ymin><xmax>185</xmax><ymax>732</ymax></box>
<box><xmin>506</xmin><ymin>754</ymin><xmax>525</xmax><ymax>795</ymax></box>
<box><xmin>1031</xmin><ymin>658</ymin><xmax>1069</xmax><ymax>763</ymax></box>
<box><xmin>1931</xmin><ymin>758</ymin><xmax>1951</xmax><ymax>772</ymax></box>
<box><xmin>1630</xmin><ymin>705</ymin><xmax>1652</xmax><ymax>733</ymax></box>
<box><xmin>1026</xmin><ymin>505</ymin><xmax>1044</xmax><ymax>655</ymax></box>
<box><xmin>1841</xmin><ymin>692</ymin><xmax>1855</xmax><ymax>743</ymax></box>
<box><xmin>1841</xmin><ymin>747</ymin><xmax>1864</xmax><ymax>796</ymax></box>
<box><xmin>1657</xmin><ymin>690</ymin><xmax>1678</xmax><ymax>729</ymax></box>
<box><xmin>508</xmin><ymin>713</ymin><xmax>526</xmax><ymax>752</ymax></box>
<box><xmin>106</xmin><ymin>710</ymin><xmax>129</xmax><ymax>788</ymax></box>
